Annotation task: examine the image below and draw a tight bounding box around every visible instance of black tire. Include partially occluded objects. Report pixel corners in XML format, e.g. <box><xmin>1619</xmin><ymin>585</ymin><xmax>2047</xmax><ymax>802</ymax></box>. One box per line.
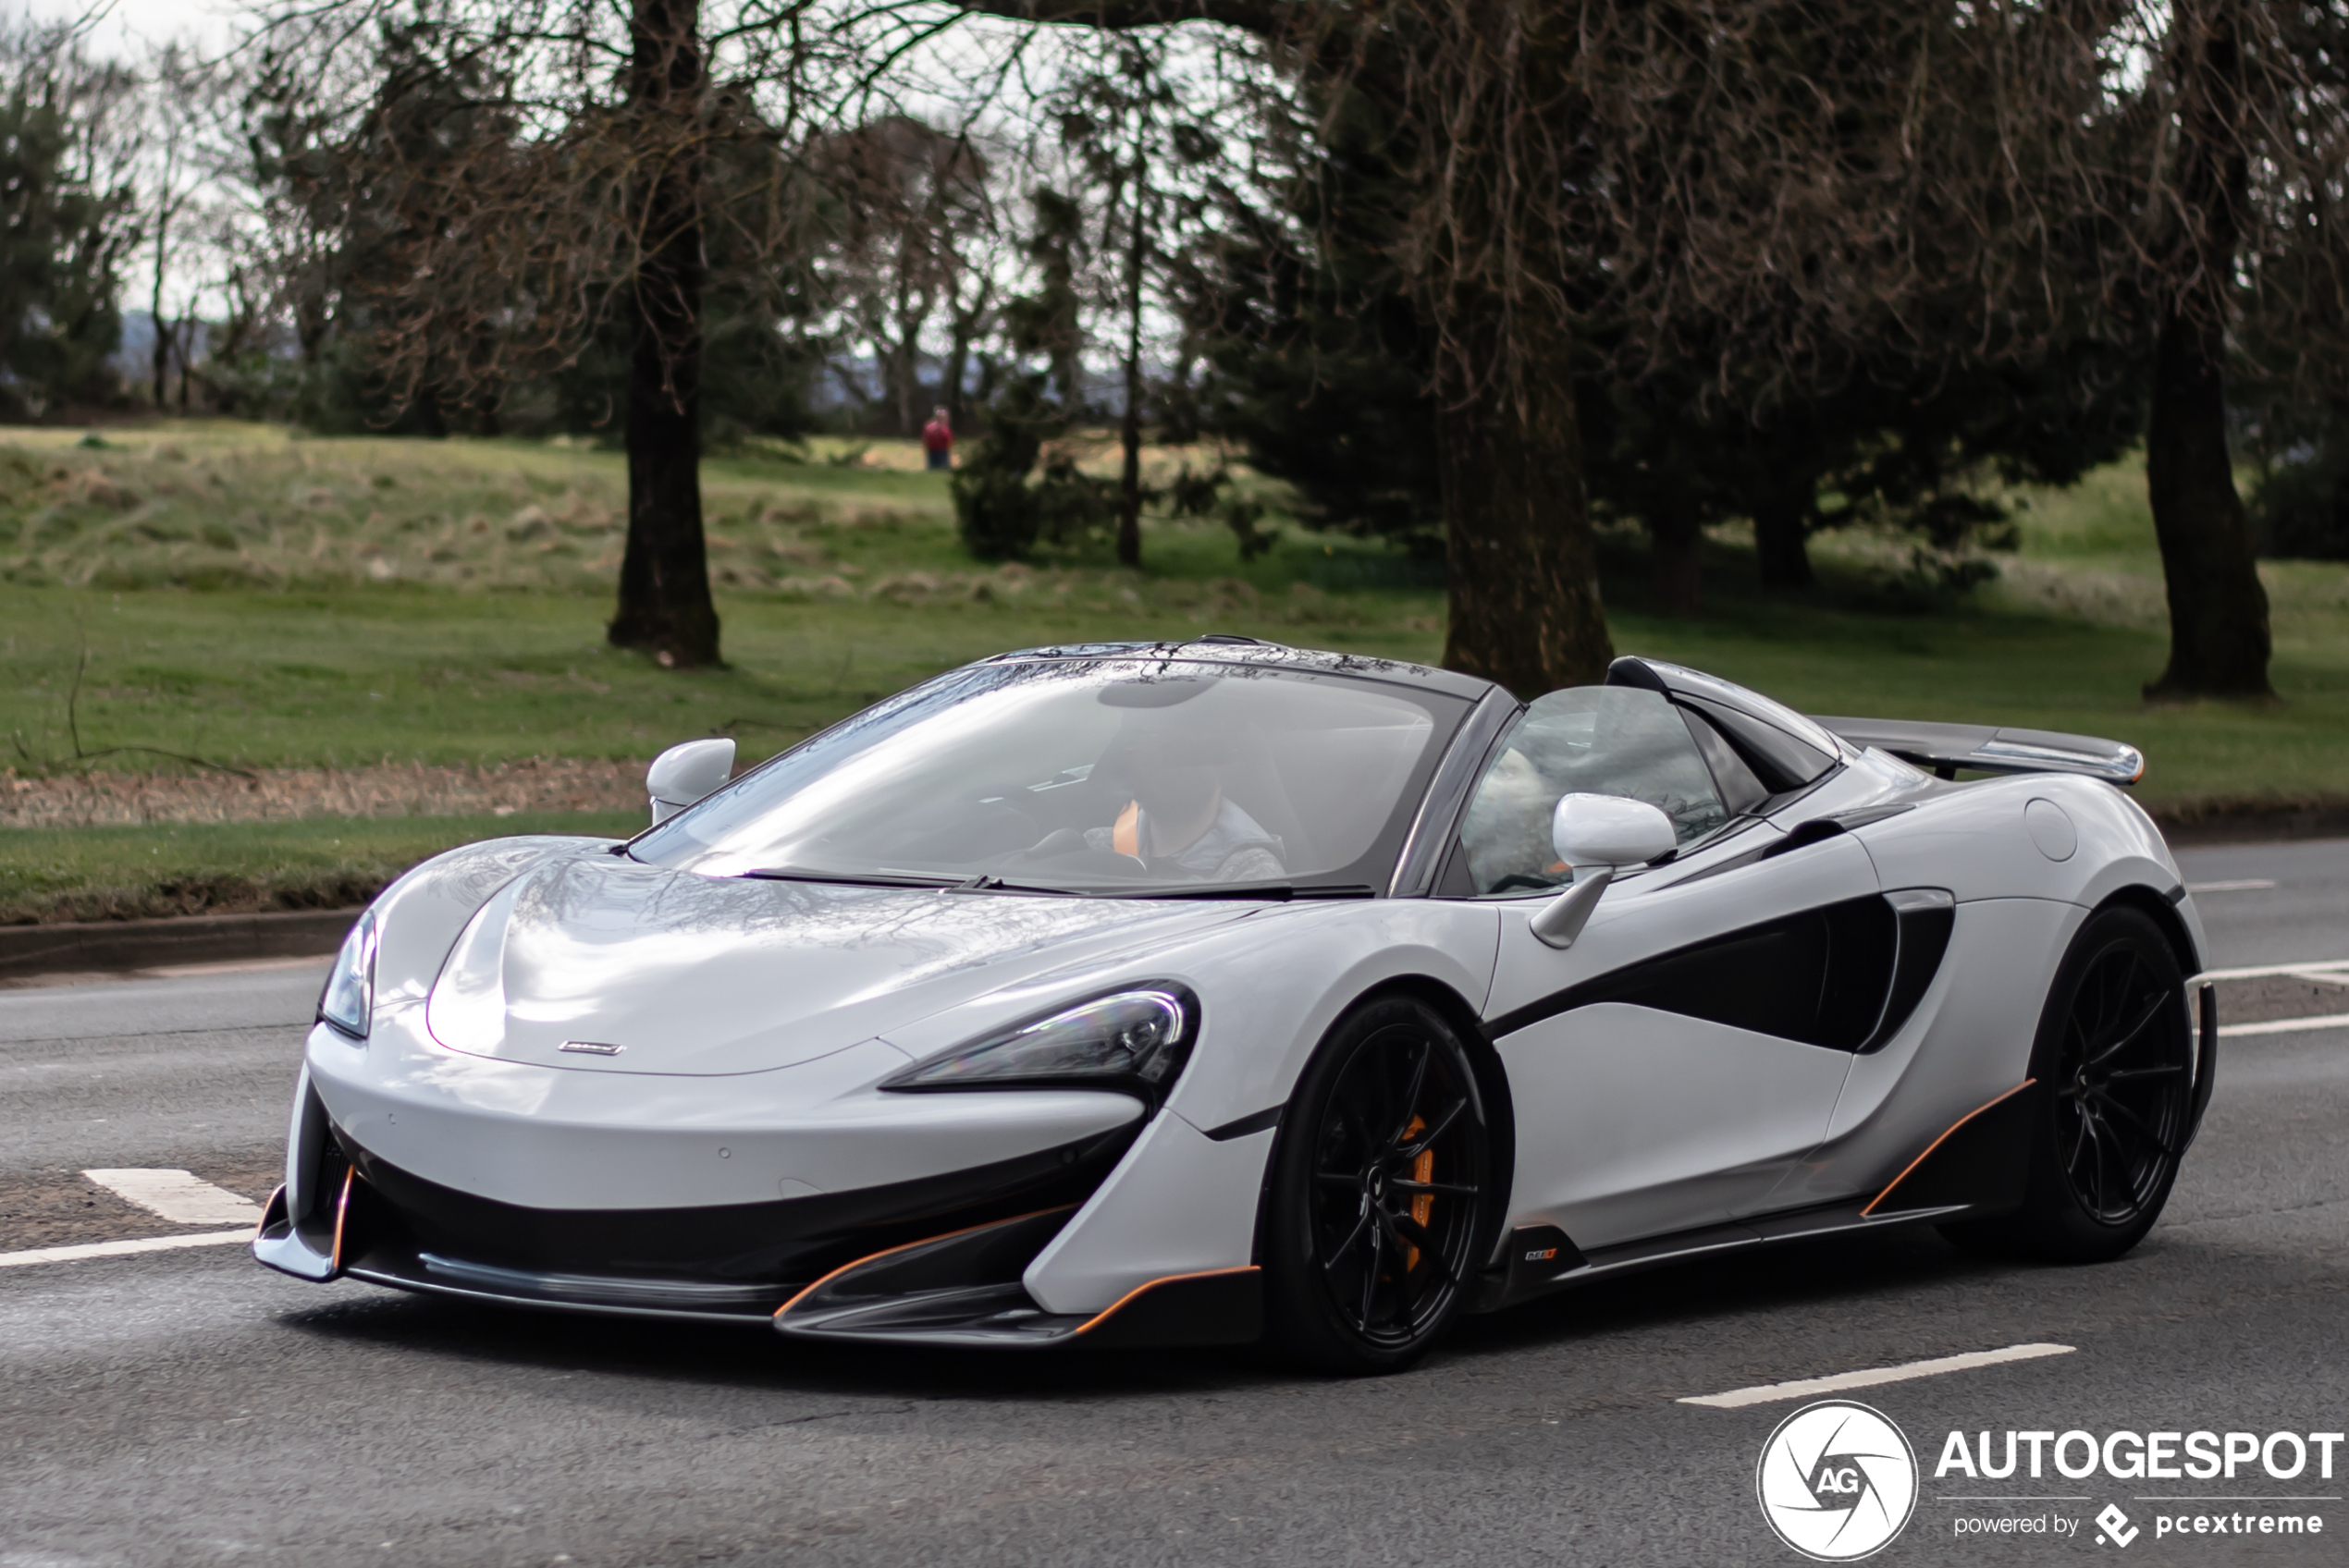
<box><xmin>1261</xmin><ymin>996</ymin><xmax>1494</xmax><ymax>1374</ymax></box>
<box><xmin>1942</xmin><ymin>905</ymin><xmax>2195</xmax><ymax>1262</ymax></box>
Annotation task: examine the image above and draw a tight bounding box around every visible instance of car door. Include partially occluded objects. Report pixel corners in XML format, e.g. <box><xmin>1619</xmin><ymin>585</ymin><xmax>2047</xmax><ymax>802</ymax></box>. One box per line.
<box><xmin>1445</xmin><ymin>687</ymin><xmax>1883</xmax><ymax>1252</ymax></box>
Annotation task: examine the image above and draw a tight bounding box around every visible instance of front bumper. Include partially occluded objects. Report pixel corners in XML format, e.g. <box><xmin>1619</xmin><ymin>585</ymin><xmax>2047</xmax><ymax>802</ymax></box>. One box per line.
<box><xmin>259</xmin><ymin>998</ymin><xmax>1278</xmax><ymax>1343</ymax></box>
<box><xmin>256</xmin><ymin>1072</ymin><xmax>1141</xmax><ymax>1323</ymax></box>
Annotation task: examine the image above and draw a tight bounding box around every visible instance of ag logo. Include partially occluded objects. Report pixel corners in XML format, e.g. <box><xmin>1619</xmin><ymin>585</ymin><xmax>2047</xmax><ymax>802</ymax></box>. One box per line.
<box><xmin>1755</xmin><ymin>1400</ymin><xmax>1919</xmax><ymax>1561</ymax></box>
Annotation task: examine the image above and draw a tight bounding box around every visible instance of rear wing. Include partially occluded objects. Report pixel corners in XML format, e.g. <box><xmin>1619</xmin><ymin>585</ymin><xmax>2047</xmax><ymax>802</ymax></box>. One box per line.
<box><xmin>1809</xmin><ymin>716</ymin><xmax>2145</xmax><ymax>786</ymax></box>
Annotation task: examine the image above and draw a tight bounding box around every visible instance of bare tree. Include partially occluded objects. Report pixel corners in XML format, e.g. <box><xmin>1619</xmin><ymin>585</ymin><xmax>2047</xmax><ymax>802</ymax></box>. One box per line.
<box><xmin>245</xmin><ymin>0</ymin><xmax>839</xmax><ymax>668</ymax></box>
<box><xmin>135</xmin><ymin>43</ymin><xmax>236</xmax><ymax>411</ymax></box>
<box><xmin>2096</xmin><ymin>0</ymin><xmax>2349</xmax><ymax>700</ymax></box>
<box><xmin>1047</xmin><ymin>35</ymin><xmax>1210</xmax><ymax>567</ymax></box>
<box><xmin>916</xmin><ymin>4</ymin><xmax>2118</xmax><ymax>692</ymax></box>
<box><xmin>808</xmin><ymin>114</ymin><xmax>993</xmax><ymax>435</ymax></box>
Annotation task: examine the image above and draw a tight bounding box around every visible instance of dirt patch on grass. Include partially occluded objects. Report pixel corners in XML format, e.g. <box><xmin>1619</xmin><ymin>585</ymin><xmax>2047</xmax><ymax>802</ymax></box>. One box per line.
<box><xmin>2</xmin><ymin>756</ymin><xmax>643</xmax><ymax>828</ymax></box>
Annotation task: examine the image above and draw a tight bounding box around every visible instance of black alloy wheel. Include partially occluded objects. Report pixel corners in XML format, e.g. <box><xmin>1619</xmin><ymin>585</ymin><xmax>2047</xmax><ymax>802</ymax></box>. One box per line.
<box><xmin>2050</xmin><ymin>933</ymin><xmax>2194</xmax><ymax>1226</ymax></box>
<box><xmin>1943</xmin><ymin>905</ymin><xmax>2195</xmax><ymax>1262</ymax></box>
<box><xmin>1263</xmin><ymin>996</ymin><xmax>1493</xmax><ymax>1373</ymax></box>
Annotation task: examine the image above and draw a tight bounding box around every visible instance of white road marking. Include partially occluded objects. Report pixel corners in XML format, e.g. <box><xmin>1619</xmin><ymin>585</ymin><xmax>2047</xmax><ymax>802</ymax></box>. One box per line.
<box><xmin>82</xmin><ymin>1169</ymin><xmax>264</xmax><ymax>1226</ymax></box>
<box><xmin>1679</xmin><ymin>1342</ymin><xmax>2076</xmax><ymax>1408</ymax></box>
<box><xmin>2187</xmin><ymin>879</ymin><xmax>2278</xmax><ymax>892</ymax></box>
<box><xmin>0</xmin><ymin>1230</ymin><xmax>253</xmax><ymax>1269</ymax></box>
<box><xmin>2218</xmin><ymin>1013</ymin><xmax>2349</xmax><ymax>1038</ymax></box>
<box><xmin>2197</xmin><ymin>961</ymin><xmax>2349</xmax><ymax>981</ymax></box>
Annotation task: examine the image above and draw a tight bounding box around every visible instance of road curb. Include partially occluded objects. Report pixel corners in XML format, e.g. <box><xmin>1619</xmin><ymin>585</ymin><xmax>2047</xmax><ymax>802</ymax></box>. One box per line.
<box><xmin>2153</xmin><ymin>802</ymin><xmax>2349</xmax><ymax>847</ymax></box>
<box><xmin>0</xmin><ymin>909</ymin><xmax>359</xmax><ymax>980</ymax></box>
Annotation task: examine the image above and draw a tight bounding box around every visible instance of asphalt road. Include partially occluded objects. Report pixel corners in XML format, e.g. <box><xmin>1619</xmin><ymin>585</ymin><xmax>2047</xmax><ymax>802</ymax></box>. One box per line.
<box><xmin>2</xmin><ymin>840</ymin><xmax>2344</xmax><ymax>1568</ymax></box>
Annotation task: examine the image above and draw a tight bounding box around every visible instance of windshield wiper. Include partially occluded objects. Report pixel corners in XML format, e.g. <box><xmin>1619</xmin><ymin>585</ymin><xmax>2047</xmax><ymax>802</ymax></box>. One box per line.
<box><xmin>1138</xmin><ymin>881</ymin><xmax>1378</xmax><ymax>901</ymax></box>
<box><xmin>740</xmin><ymin>869</ymin><xmax>1375</xmax><ymax>901</ymax></box>
<box><xmin>740</xmin><ymin>868</ymin><xmax>964</xmax><ymax>889</ymax></box>
<box><xmin>946</xmin><ymin>874</ymin><xmax>1081</xmax><ymax>896</ymax></box>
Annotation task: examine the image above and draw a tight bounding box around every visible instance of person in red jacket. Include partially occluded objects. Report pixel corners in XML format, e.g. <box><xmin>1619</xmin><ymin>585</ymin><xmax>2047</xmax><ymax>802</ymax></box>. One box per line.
<box><xmin>921</xmin><ymin>406</ymin><xmax>953</xmax><ymax>471</ymax></box>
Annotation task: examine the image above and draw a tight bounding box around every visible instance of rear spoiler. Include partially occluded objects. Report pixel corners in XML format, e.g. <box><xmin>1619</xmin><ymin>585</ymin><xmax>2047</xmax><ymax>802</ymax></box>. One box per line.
<box><xmin>1809</xmin><ymin>716</ymin><xmax>2145</xmax><ymax>786</ymax></box>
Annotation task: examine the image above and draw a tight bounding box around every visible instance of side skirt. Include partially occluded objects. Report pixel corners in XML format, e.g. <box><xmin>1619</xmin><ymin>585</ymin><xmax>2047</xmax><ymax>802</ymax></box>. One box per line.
<box><xmin>1472</xmin><ymin>1199</ymin><xmax>1978</xmax><ymax>1315</ymax></box>
<box><xmin>1470</xmin><ymin>1084</ymin><xmax>2043</xmax><ymax>1314</ymax></box>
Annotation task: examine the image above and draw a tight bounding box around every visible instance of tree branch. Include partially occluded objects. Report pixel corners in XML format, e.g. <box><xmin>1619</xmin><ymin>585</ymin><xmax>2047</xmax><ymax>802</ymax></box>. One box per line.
<box><xmin>938</xmin><ymin>0</ymin><xmax>1284</xmax><ymax>42</ymax></box>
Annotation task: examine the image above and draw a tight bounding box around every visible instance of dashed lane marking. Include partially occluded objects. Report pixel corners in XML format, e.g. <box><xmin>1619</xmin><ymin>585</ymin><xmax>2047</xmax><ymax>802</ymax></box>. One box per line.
<box><xmin>2218</xmin><ymin>1012</ymin><xmax>2349</xmax><ymax>1038</ymax></box>
<box><xmin>2197</xmin><ymin>960</ymin><xmax>2349</xmax><ymax>981</ymax></box>
<box><xmin>2186</xmin><ymin>879</ymin><xmax>2278</xmax><ymax>892</ymax></box>
<box><xmin>1679</xmin><ymin>1342</ymin><xmax>2076</xmax><ymax>1408</ymax></box>
<box><xmin>0</xmin><ymin>1230</ymin><xmax>253</xmax><ymax>1269</ymax></box>
<box><xmin>82</xmin><ymin>1170</ymin><xmax>265</xmax><ymax>1226</ymax></box>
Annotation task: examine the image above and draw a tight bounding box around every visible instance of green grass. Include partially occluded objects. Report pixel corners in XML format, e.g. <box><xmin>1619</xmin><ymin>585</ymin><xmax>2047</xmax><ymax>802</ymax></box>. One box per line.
<box><xmin>4</xmin><ymin>420</ymin><xmax>2348</xmax><ymax>924</ymax></box>
<box><xmin>0</xmin><ymin>811</ymin><xmax>642</xmax><ymax>924</ymax></box>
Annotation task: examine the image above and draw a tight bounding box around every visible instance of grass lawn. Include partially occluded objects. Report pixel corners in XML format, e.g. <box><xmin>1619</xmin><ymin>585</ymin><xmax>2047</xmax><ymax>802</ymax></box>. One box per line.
<box><xmin>3</xmin><ymin>421</ymin><xmax>2345</xmax><ymax>921</ymax></box>
<box><xmin>0</xmin><ymin>812</ymin><xmax>642</xmax><ymax>924</ymax></box>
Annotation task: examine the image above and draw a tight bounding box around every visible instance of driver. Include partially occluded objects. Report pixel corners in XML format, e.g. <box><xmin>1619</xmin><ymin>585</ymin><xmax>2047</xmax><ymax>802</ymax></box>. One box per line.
<box><xmin>1085</xmin><ymin>723</ymin><xmax>1285</xmax><ymax>883</ymax></box>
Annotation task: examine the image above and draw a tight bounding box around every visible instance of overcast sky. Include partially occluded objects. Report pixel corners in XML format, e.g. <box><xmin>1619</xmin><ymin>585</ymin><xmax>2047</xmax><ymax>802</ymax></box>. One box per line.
<box><xmin>8</xmin><ymin>0</ymin><xmax>244</xmax><ymax>55</ymax></box>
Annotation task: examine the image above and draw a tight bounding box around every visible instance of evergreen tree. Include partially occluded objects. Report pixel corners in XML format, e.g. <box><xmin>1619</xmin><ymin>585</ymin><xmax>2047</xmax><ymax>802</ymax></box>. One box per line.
<box><xmin>0</xmin><ymin>23</ymin><xmax>138</xmax><ymax>421</ymax></box>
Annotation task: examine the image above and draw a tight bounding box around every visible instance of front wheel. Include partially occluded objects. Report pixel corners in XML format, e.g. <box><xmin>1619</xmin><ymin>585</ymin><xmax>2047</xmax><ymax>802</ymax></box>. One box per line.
<box><xmin>1942</xmin><ymin>905</ymin><xmax>2195</xmax><ymax>1262</ymax></box>
<box><xmin>1261</xmin><ymin>997</ymin><xmax>1494</xmax><ymax>1374</ymax></box>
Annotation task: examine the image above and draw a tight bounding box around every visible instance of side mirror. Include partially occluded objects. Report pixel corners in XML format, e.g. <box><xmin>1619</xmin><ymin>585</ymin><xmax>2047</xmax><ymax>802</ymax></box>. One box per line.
<box><xmin>646</xmin><ymin>738</ymin><xmax>736</xmax><ymax>825</ymax></box>
<box><xmin>1531</xmin><ymin>793</ymin><xmax>1676</xmax><ymax>950</ymax></box>
<box><xmin>1550</xmin><ymin>792</ymin><xmax>1677</xmax><ymax>871</ymax></box>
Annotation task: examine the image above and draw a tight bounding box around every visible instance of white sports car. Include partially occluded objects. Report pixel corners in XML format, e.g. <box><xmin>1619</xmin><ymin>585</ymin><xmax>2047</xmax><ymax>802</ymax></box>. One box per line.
<box><xmin>256</xmin><ymin>641</ymin><xmax>2216</xmax><ymax>1371</ymax></box>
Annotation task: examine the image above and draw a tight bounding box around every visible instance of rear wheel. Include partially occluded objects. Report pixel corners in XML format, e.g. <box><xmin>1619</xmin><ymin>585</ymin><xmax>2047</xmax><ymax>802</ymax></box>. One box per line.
<box><xmin>1943</xmin><ymin>905</ymin><xmax>2194</xmax><ymax>1262</ymax></box>
<box><xmin>1262</xmin><ymin>997</ymin><xmax>1494</xmax><ymax>1374</ymax></box>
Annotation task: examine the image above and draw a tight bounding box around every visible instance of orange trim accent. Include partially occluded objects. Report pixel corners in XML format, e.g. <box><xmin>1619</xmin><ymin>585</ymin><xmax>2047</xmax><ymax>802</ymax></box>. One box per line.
<box><xmin>1071</xmin><ymin>1266</ymin><xmax>1261</xmax><ymax>1336</ymax></box>
<box><xmin>1113</xmin><ymin>800</ymin><xmax>1140</xmax><ymax>858</ymax></box>
<box><xmin>1401</xmin><ymin>1114</ymin><xmax>1431</xmax><ymax>1270</ymax></box>
<box><xmin>1861</xmin><ymin>1079</ymin><xmax>2035</xmax><ymax>1217</ymax></box>
<box><xmin>328</xmin><ymin>1167</ymin><xmax>357</xmax><ymax>1272</ymax></box>
<box><xmin>255</xmin><ymin>1183</ymin><xmax>286</xmax><ymax>1243</ymax></box>
<box><xmin>771</xmin><ymin>1205</ymin><xmax>1079</xmax><ymax>1319</ymax></box>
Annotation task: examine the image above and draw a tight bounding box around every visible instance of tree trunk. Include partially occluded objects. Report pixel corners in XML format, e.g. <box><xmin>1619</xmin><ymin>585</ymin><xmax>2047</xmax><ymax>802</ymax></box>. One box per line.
<box><xmin>1437</xmin><ymin>301</ymin><xmax>1613</xmax><ymax>697</ymax></box>
<box><xmin>2145</xmin><ymin>307</ymin><xmax>2270</xmax><ymax>697</ymax></box>
<box><xmin>609</xmin><ymin>0</ymin><xmax>719</xmax><ymax>669</ymax></box>
<box><xmin>1752</xmin><ymin>483</ymin><xmax>1814</xmax><ymax>589</ymax></box>
<box><xmin>1649</xmin><ymin>503</ymin><xmax>1703</xmax><ymax>617</ymax></box>
<box><xmin>888</xmin><ymin>258</ymin><xmax>932</xmax><ymax>437</ymax></box>
<box><xmin>1115</xmin><ymin>160</ymin><xmax>1147</xmax><ymax>569</ymax></box>
<box><xmin>943</xmin><ymin>276</ymin><xmax>990</xmax><ymax>428</ymax></box>
<box><xmin>149</xmin><ymin>195</ymin><xmax>171</xmax><ymax>409</ymax></box>
<box><xmin>2145</xmin><ymin>0</ymin><xmax>2272</xmax><ymax>699</ymax></box>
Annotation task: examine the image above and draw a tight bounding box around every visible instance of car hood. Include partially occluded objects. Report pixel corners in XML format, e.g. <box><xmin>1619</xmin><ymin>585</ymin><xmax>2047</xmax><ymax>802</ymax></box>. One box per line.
<box><xmin>423</xmin><ymin>853</ymin><xmax>1255</xmax><ymax>1075</ymax></box>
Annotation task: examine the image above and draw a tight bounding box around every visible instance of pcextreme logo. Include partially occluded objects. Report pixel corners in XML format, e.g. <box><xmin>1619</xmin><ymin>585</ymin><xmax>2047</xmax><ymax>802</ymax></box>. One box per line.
<box><xmin>1757</xmin><ymin>1401</ymin><xmax>1921</xmax><ymax>1561</ymax></box>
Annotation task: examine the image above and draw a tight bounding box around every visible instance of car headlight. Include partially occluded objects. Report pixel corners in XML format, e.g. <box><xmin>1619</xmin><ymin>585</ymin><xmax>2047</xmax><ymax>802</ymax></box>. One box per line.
<box><xmin>318</xmin><ymin>909</ymin><xmax>378</xmax><ymax>1040</ymax></box>
<box><xmin>881</xmin><ymin>986</ymin><xmax>1198</xmax><ymax>1107</ymax></box>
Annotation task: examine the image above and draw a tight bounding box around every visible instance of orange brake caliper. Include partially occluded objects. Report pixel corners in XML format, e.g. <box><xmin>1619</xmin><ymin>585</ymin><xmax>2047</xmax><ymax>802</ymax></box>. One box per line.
<box><xmin>1401</xmin><ymin>1115</ymin><xmax>1433</xmax><ymax>1271</ymax></box>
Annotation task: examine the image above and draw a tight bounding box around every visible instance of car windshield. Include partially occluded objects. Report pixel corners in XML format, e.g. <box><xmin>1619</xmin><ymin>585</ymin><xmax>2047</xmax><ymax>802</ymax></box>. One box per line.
<box><xmin>631</xmin><ymin>657</ymin><xmax>1468</xmax><ymax>894</ymax></box>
